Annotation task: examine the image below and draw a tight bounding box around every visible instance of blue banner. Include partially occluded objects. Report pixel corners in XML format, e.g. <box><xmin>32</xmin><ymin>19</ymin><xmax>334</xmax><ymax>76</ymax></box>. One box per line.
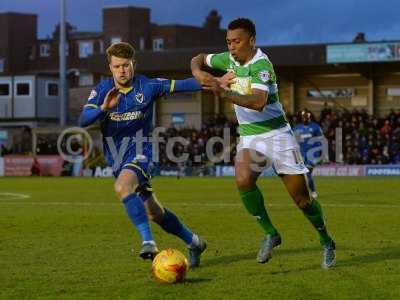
<box><xmin>365</xmin><ymin>165</ymin><xmax>400</xmax><ymax>176</ymax></box>
<box><xmin>327</xmin><ymin>42</ymin><xmax>400</xmax><ymax>63</ymax></box>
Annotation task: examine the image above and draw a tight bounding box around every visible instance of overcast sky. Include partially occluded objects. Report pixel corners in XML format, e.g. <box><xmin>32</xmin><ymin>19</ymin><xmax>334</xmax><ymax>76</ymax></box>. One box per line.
<box><xmin>1</xmin><ymin>0</ymin><xmax>399</xmax><ymax>45</ymax></box>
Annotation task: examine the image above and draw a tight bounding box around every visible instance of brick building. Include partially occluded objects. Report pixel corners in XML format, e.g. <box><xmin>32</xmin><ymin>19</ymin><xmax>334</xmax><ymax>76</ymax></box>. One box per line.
<box><xmin>0</xmin><ymin>5</ymin><xmax>400</xmax><ymax>131</ymax></box>
<box><xmin>0</xmin><ymin>6</ymin><xmax>226</xmax><ymax>128</ymax></box>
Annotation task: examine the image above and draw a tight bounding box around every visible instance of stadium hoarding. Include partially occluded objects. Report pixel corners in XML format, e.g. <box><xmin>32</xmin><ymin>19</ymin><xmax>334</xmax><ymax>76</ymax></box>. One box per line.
<box><xmin>313</xmin><ymin>165</ymin><xmax>365</xmax><ymax>176</ymax></box>
<box><xmin>215</xmin><ymin>166</ymin><xmax>235</xmax><ymax>177</ymax></box>
<box><xmin>0</xmin><ymin>157</ymin><xmax>4</xmax><ymax>176</ymax></box>
<box><xmin>216</xmin><ymin>165</ymin><xmax>365</xmax><ymax>177</ymax></box>
<box><xmin>326</xmin><ymin>42</ymin><xmax>400</xmax><ymax>63</ymax></box>
<box><xmin>215</xmin><ymin>164</ymin><xmax>398</xmax><ymax>177</ymax></box>
<box><xmin>4</xmin><ymin>155</ymin><xmax>63</xmax><ymax>176</ymax></box>
<box><xmin>365</xmin><ymin>165</ymin><xmax>400</xmax><ymax>176</ymax></box>
<box><xmin>215</xmin><ymin>166</ymin><xmax>276</xmax><ymax>177</ymax></box>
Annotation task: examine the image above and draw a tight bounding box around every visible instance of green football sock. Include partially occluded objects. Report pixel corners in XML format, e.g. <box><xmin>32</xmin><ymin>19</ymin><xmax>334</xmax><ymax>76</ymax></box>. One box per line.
<box><xmin>302</xmin><ymin>199</ymin><xmax>332</xmax><ymax>246</ymax></box>
<box><xmin>239</xmin><ymin>186</ymin><xmax>278</xmax><ymax>236</ymax></box>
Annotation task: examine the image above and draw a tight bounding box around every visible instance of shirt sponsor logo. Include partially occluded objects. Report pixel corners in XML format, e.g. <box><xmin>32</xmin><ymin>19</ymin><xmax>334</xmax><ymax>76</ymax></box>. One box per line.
<box><xmin>109</xmin><ymin>111</ymin><xmax>143</xmax><ymax>121</ymax></box>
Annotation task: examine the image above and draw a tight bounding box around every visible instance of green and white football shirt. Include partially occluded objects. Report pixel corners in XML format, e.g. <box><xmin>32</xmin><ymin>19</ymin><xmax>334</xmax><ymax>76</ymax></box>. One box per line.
<box><xmin>206</xmin><ymin>49</ymin><xmax>289</xmax><ymax>136</ymax></box>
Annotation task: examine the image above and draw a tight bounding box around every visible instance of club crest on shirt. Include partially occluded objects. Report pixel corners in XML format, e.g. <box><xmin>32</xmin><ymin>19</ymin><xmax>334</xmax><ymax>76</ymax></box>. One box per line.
<box><xmin>258</xmin><ymin>70</ymin><xmax>270</xmax><ymax>82</ymax></box>
<box><xmin>135</xmin><ymin>92</ymin><xmax>144</xmax><ymax>103</ymax></box>
<box><xmin>88</xmin><ymin>89</ymin><xmax>97</xmax><ymax>100</ymax></box>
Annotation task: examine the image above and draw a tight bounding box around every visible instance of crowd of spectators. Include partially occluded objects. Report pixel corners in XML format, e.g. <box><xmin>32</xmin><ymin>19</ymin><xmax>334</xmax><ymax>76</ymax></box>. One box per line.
<box><xmin>158</xmin><ymin>115</ymin><xmax>238</xmax><ymax>168</ymax></box>
<box><xmin>289</xmin><ymin>107</ymin><xmax>400</xmax><ymax>165</ymax></box>
<box><xmin>160</xmin><ymin>108</ymin><xmax>400</xmax><ymax>167</ymax></box>
<box><xmin>2</xmin><ymin>109</ymin><xmax>400</xmax><ymax>167</ymax></box>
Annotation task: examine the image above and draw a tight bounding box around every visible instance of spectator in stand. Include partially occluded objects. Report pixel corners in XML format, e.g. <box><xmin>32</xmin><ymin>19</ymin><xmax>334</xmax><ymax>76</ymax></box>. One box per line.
<box><xmin>31</xmin><ymin>157</ymin><xmax>41</xmax><ymax>176</ymax></box>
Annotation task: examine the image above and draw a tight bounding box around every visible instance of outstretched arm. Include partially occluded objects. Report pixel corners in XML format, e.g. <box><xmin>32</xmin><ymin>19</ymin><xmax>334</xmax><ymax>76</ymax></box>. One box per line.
<box><xmin>152</xmin><ymin>77</ymin><xmax>202</xmax><ymax>98</ymax></box>
<box><xmin>171</xmin><ymin>78</ymin><xmax>202</xmax><ymax>93</ymax></box>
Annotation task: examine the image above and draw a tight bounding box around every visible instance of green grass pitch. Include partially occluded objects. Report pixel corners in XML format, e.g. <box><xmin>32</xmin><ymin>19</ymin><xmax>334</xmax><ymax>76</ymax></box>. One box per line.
<box><xmin>1</xmin><ymin>177</ymin><xmax>400</xmax><ymax>299</ymax></box>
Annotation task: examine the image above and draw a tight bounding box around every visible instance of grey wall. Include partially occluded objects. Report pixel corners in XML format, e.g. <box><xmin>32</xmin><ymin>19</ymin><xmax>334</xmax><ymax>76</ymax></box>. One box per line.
<box><xmin>37</xmin><ymin>77</ymin><xmax>59</xmax><ymax>118</ymax></box>
<box><xmin>13</xmin><ymin>75</ymin><xmax>35</xmax><ymax>118</ymax></box>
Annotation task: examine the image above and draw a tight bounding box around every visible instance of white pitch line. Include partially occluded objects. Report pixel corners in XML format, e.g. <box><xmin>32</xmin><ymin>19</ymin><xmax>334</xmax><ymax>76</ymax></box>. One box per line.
<box><xmin>0</xmin><ymin>192</ymin><xmax>31</xmax><ymax>201</ymax></box>
<box><xmin>0</xmin><ymin>201</ymin><xmax>400</xmax><ymax>209</ymax></box>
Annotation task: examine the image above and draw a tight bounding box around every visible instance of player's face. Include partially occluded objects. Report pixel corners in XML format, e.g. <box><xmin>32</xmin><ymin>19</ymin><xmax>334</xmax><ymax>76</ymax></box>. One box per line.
<box><xmin>301</xmin><ymin>112</ymin><xmax>311</xmax><ymax>124</ymax></box>
<box><xmin>226</xmin><ymin>28</ymin><xmax>255</xmax><ymax>64</ymax></box>
<box><xmin>109</xmin><ymin>56</ymin><xmax>135</xmax><ymax>87</ymax></box>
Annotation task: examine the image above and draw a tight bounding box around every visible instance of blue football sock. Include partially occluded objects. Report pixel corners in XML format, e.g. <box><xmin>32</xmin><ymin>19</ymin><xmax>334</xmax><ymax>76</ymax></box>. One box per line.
<box><xmin>159</xmin><ymin>208</ymin><xmax>194</xmax><ymax>245</ymax></box>
<box><xmin>122</xmin><ymin>193</ymin><xmax>153</xmax><ymax>243</ymax></box>
<box><xmin>306</xmin><ymin>172</ymin><xmax>316</xmax><ymax>193</ymax></box>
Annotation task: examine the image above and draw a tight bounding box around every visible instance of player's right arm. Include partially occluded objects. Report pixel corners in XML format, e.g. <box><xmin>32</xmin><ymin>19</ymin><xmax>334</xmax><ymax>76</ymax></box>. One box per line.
<box><xmin>190</xmin><ymin>54</ymin><xmax>215</xmax><ymax>87</ymax></box>
<box><xmin>191</xmin><ymin>53</ymin><xmax>234</xmax><ymax>89</ymax></box>
<box><xmin>79</xmin><ymin>82</ymin><xmax>118</xmax><ymax>127</ymax></box>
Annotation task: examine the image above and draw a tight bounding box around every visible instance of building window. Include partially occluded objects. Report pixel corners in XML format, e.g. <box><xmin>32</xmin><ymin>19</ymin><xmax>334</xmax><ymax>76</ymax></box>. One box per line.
<box><xmin>0</xmin><ymin>83</ymin><xmax>10</xmax><ymax>96</ymax></box>
<box><xmin>40</xmin><ymin>44</ymin><xmax>50</xmax><ymax>57</ymax></box>
<box><xmin>111</xmin><ymin>36</ymin><xmax>122</xmax><ymax>45</ymax></box>
<box><xmin>15</xmin><ymin>82</ymin><xmax>31</xmax><ymax>96</ymax></box>
<box><xmin>152</xmin><ymin>38</ymin><xmax>164</xmax><ymax>51</ymax></box>
<box><xmin>78</xmin><ymin>41</ymin><xmax>93</xmax><ymax>58</ymax></box>
<box><xmin>79</xmin><ymin>74</ymin><xmax>94</xmax><ymax>86</ymax></box>
<box><xmin>140</xmin><ymin>37</ymin><xmax>145</xmax><ymax>50</ymax></box>
<box><xmin>46</xmin><ymin>82</ymin><xmax>59</xmax><ymax>97</ymax></box>
<box><xmin>0</xmin><ymin>58</ymin><xmax>4</xmax><ymax>73</ymax></box>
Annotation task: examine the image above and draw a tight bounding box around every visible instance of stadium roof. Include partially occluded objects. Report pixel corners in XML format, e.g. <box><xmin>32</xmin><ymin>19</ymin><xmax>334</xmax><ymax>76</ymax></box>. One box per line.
<box><xmin>88</xmin><ymin>40</ymin><xmax>400</xmax><ymax>75</ymax></box>
<box><xmin>88</xmin><ymin>43</ymin><xmax>327</xmax><ymax>74</ymax></box>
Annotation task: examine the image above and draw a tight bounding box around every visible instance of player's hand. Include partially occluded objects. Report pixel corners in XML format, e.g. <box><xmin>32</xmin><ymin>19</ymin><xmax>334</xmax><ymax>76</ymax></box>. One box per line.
<box><xmin>205</xmin><ymin>79</ymin><xmax>230</xmax><ymax>98</ymax></box>
<box><xmin>101</xmin><ymin>87</ymin><xmax>120</xmax><ymax>111</ymax></box>
<box><xmin>192</xmin><ymin>70</ymin><xmax>218</xmax><ymax>89</ymax></box>
<box><xmin>218</xmin><ymin>71</ymin><xmax>236</xmax><ymax>89</ymax></box>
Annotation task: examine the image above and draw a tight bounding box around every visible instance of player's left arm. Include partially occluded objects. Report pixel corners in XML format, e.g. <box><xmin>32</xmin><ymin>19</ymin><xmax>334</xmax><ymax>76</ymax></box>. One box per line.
<box><xmin>170</xmin><ymin>78</ymin><xmax>202</xmax><ymax>93</ymax></box>
<box><xmin>151</xmin><ymin>78</ymin><xmax>202</xmax><ymax>99</ymax></box>
<box><xmin>218</xmin><ymin>88</ymin><xmax>267</xmax><ymax>112</ymax></box>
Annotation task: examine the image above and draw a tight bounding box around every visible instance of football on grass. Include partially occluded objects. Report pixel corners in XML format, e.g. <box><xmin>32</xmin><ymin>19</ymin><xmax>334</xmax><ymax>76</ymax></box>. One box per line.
<box><xmin>152</xmin><ymin>249</ymin><xmax>188</xmax><ymax>283</ymax></box>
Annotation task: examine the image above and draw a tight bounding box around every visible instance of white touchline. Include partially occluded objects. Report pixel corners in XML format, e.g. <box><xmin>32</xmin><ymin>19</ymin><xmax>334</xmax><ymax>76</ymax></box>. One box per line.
<box><xmin>0</xmin><ymin>201</ymin><xmax>400</xmax><ymax>209</ymax></box>
<box><xmin>0</xmin><ymin>193</ymin><xmax>31</xmax><ymax>201</ymax></box>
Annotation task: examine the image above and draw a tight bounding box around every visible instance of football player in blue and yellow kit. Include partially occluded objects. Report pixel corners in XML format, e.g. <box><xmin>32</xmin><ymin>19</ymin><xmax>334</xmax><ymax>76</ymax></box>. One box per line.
<box><xmin>294</xmin><ymin>110</ymin><xmax>325</xmax><ymax>198</ymax></box>
<box><xmin>79</xmin><ymin>42</ymin><xmax>206</xmax><ymax>267</ymax></box>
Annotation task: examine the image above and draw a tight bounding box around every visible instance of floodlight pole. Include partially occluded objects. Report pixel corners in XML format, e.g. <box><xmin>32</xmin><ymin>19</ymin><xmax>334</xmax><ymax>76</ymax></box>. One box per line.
<box><xmin>59</xmin><ymin>0</ymin><xmax>67</xmax><ymax>127</ymax></box>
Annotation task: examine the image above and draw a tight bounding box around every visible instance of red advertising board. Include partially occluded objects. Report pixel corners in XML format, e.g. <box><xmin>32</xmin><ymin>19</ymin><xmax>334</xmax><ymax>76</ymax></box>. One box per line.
<box><xmin>313</xmin><ymin>165</ymin><xmax>365</xmax><ymax>176</ymax></box>
<box><xmin>4</xmin><ymin>155</ymin><xmax>64</xmax><ymax>176</ymax></box>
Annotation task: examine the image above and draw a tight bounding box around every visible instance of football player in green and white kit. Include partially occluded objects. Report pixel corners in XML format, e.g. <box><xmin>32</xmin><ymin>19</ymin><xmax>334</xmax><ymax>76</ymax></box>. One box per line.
<box><xmin>191</xmin><ymin>18</ymin><xmax>336</xmax><ymax>269</ymax></box>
